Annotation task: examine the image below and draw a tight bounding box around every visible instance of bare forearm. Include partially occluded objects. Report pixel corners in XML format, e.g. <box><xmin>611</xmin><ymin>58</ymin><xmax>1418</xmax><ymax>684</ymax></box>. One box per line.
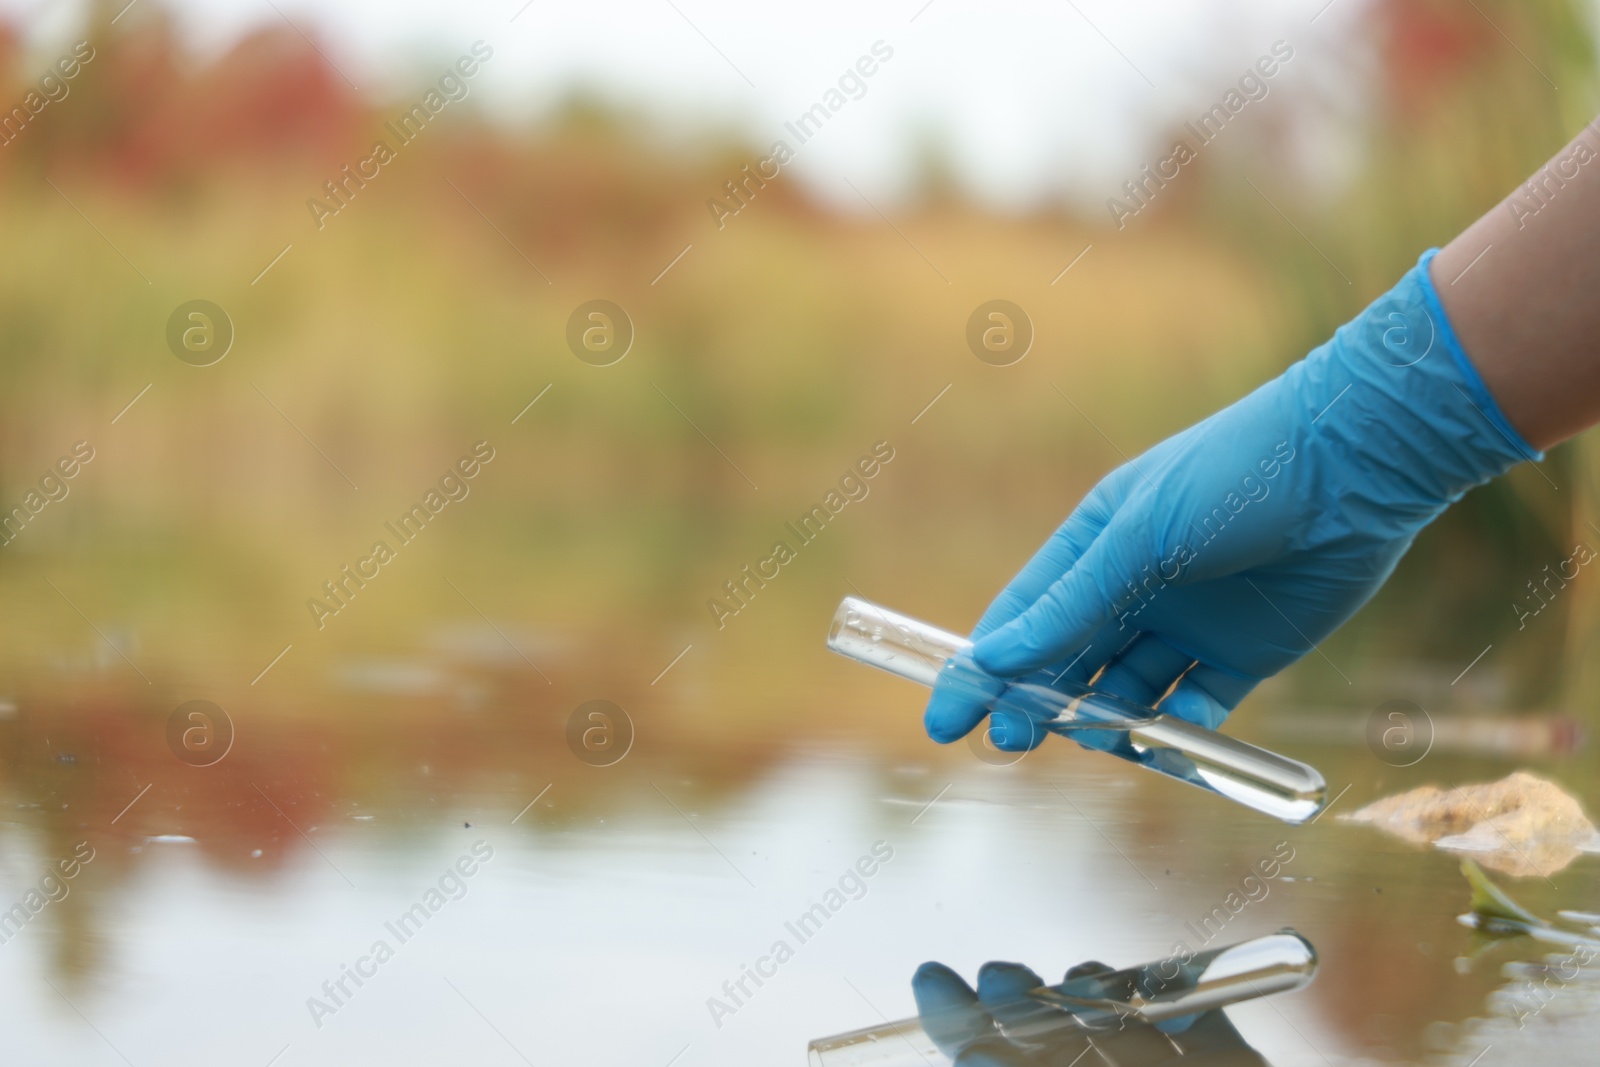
<box><xmin>1432</xmin><ymin>119</ymin><xmax>1600</xmax><ymax>451</ymax></box>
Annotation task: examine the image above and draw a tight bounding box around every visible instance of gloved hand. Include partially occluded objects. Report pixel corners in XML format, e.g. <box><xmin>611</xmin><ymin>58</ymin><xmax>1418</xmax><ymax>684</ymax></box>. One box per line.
<box><xmin>927</xmin><ymin>251</ymin><xmax>1539</xmax><ymax>750</ymax></box>
<box><xmin>911</xmin><ymin>957</ymin><xmax>1267</xmax><ymax>1066</ymax></box>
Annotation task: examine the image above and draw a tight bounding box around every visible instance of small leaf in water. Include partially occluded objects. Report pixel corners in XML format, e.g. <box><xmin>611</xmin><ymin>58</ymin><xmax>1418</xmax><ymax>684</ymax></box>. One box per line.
<box><xmin>1461</xmin><ymin>859</ymin><xmax>1542</xmax><ymax>928</ymax></box>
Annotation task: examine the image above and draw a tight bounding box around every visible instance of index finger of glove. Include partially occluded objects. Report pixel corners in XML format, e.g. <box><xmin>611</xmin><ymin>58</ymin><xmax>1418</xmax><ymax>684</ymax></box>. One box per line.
<box><xmin>926</xmin><ymin>504</ymin><xmax>1112</xmax><ymax>744</ymax></box>
<box><xmin>913</xmin><ymin>962</ymin><xmax>996</xmax><ymax>1055</ymax></box>
<box><xmin>973</xmin><ymin>520</ymin><xmax>1142</xmax><ymax>677</ymax></box>
<box><xmin>970</xmin><ymin>498</ymin><xmax>1115</xmax><ymax>641</ymax></box>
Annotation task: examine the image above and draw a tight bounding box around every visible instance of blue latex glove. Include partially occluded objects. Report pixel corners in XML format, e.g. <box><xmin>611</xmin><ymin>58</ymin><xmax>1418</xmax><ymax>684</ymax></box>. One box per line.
<box><xmin>927</xmin><ymin>250</ymin><xmax>1540</xmax><ymax>750</ymax></box>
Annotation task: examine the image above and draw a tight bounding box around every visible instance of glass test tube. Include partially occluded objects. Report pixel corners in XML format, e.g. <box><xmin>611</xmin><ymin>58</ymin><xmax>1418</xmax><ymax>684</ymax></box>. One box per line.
<box><xmin>827</xmin><ymin>596</ymin><xmax>1326</xmax><ymax>823</ymax></box>
<box><xmin>807</xmin><ymin>930</ymin><xmax>1318</xmax><ymax>1067</ymax></box>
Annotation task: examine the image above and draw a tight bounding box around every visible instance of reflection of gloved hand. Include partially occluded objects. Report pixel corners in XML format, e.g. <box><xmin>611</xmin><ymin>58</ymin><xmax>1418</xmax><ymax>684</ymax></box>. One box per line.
<box><xmin>912</xmin><ymin>958</ymin><xmax>1268</xmax><ymax>1067</ymax></box>
<box><xmin>927</xmin><ymin>251</ymin><xmax>1538</xmax><ymax>750</ymax></box>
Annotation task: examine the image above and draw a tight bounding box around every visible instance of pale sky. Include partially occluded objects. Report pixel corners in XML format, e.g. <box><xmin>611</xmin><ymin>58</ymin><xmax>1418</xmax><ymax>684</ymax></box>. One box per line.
<box><xmin>2</xmin><ymin>0</ymin><xmax>1381</xmax><ymax>209</ymax></box>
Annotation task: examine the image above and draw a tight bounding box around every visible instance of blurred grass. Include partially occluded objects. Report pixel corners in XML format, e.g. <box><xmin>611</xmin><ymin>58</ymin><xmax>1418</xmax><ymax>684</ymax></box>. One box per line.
<box><xmin>0</xmin><ymin>0</ymin><xmax>1596</xmax><ymax>740</ymax></box>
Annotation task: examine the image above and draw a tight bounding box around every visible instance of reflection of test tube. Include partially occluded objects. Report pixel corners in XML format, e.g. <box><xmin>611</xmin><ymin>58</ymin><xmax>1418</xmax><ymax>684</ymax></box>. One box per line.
<box><xmin>807</xmin><ymin>930</ymin><xmax>1318</xmax><ymax>1067</ymax></box>
<box><xmin>827</xmin><ymin>597</ymin><xmax>1326</xmax><ymax>824</ymax></box>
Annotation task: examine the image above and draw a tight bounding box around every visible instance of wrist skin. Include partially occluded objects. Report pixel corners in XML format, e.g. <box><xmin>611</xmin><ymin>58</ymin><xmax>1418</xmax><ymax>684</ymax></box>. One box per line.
<box><xmin>1432</xmin><ymin>119</ymin><xmax>1600</xmax><ymax>451</ymax></box>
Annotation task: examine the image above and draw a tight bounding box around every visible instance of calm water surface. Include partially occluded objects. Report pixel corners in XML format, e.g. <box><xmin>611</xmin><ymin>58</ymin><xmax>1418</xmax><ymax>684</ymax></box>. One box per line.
<box><xmin>0</xmin><ymin>674</ymin><xmax>1593</xmax><ymax>1067</ymax></box>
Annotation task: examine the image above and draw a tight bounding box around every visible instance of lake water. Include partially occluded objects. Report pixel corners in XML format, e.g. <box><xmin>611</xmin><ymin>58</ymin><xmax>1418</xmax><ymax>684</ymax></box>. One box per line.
<box><xmin>1</xmin><ymin>673</ymin><xmax>1593</xmax><ymax>1067</ymax></box>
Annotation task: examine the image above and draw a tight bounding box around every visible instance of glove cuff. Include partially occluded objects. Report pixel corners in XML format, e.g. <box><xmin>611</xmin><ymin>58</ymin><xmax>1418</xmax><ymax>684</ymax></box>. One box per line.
<box><xmin>1292</xmin><ymin>251</ymin><xmax>1542</xmax><ymax>530</ymax></box>
<box><xmin>1414</xmin><ymin>248</ymin><xmax>1542</xmax><ymax>464</ymax></box>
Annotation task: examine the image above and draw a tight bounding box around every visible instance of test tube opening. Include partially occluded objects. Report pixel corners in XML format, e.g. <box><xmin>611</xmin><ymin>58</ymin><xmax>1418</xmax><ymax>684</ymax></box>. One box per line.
<box><xmin>827</xmin><ymin>596</ymin><xmax>968</xmax><ymax>688</ymax></box>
